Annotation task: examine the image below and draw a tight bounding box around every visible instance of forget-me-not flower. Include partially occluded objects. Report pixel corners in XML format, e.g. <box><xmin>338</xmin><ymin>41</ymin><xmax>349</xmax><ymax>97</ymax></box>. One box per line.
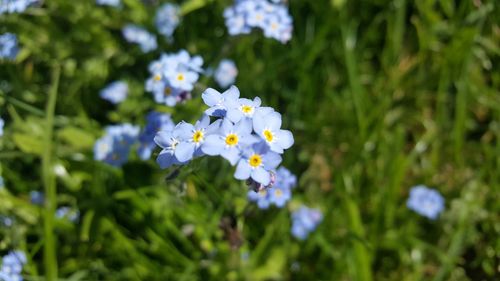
<box><xmin>407</xmin><ymin>185</ymin><xmax>445</xmax><ymax>220</ymax></box>
<box><xmin>173</xmin><ymin>115</ymin><xmax>221</xmax><ymax>162</ymax></box>
<box><xmin>137</xmin><ymin>111</ymin><xmax>175</xmax><ymax>160</ymax></box>
<box><xmin>253</xmin><ymin>110</ymin><xmax>294</xmax><ymax>153</ymax></box>
<box><xmin>201</xmin><ymin>118</ymin><xmax>259</xmax><ymax>165</ymax></box>
<box><xmin>122</xmin><ymin>24</ymin><xmax>157</xmax><ymax>53</ymax></box>
<box><xmin>155</xmin><ymin>3</ymin><xmax>180</xmax><ymax>41</ymax></box>
<box><xmin>202</xmin><ymin>86</ymin><xmax>240</xmax><ymax>117</ymax></box>
<box><xmin>94</xmin><ymin>124</ymin><xmax>140</xmax><ymax>167</ymax></box>
<box><xmin>0</xmin><ymin>33</ymin><xmax>19</xmax><ymax>60</ymax></box>
<box><xmin>0</xmin><ymin>118</ymin><xmax>4</xmax><ymax>136</ymax></box>
<box><xmin>0</xmin><ymin>250</ymin><xmax>26</xmax><ymax>281</ymax></box>
<box><xmin>99</xmin><ymin>81</ymin><xmax>128</xmax><ymax>104</ymax></box>
<box><xmin>247</xmin><ymin>166</ymin><xmax>295</xmax><ymax>208</ymax></box>
<box><xmin>291</xmin><ymin>206</ymin><xmax>322</xmax><ymax>240</ymax></box>
<box><xmin>154</xmin><ymin>123</ymin><xmax>191</xmax><ymax>168</ymax></box>
<box><xmin>30</xmin><ymin>191</ymin><xmax>44</xmax><ymax>205</ymax></box>
<box><xmin>0</xmin><ymin>0</ymin><xmax>39</xmax><ymax>14</ymax></box>
<box><xmin>234</xmin><ymin>141</ymin><xmax>282</xmax><ymax>186</ymax></box>
<box><xmin>96</xmin><ymin>0</ymin><xmax>120</xmax><ymax>6</ymax></box>
<box><xmin>55</xmin><ymin>207</ymin><xmax>79</xmax><ymax>222</ymax></box>
<box><xmin>214</xmin><ymin>59</ymin><xmax>238</xmax><ymax>88</ymax></box>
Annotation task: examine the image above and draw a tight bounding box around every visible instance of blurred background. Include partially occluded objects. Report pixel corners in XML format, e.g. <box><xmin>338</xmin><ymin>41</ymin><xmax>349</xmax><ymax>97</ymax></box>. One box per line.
<box><xmin>0</xmin><ymin>0</ymin><xmax>499</xmax><ymax>280</ymax></box>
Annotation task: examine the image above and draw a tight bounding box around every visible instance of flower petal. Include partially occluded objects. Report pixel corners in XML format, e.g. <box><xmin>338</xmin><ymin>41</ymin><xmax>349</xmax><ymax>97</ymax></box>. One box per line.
<box><xmin>174</xmin><ymin>142</ymin><xmax>195</xmax><ymax>162</ymax></box>
<box><xmin>251</xmin><ymin>167</ymin><xmax>271</xmax><ymax>186</ymax></box>
<box><xmin>234</xmin><ymin>159</ymin><xmax>251</xmax><ymax>180</ymax></box>
<box><xmin>201</xmin><ymin>88</ymin><xmax>221</xmax><ymax>106</ymax></box>
<box><xmin>276</xmin><ymin>129</ymin><xmax>294</xmax><ymax>150</ymax></box>
<box><xmin>201</xmin><ymin>135</ymin><xmax>224</xmax><ymax>156</ymax></box>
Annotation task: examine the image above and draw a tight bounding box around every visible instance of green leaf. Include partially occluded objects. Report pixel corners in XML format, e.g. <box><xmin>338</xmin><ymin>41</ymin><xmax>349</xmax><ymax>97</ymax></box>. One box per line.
<box><xmin>57</xmin><ymin>127</ymin><xmax>95</xmax><ymax>150</ymax></box>
<box><xmin>12</xmin><ymin>133</ymin><xmax>44</xmax><ymax>155</ymax></box>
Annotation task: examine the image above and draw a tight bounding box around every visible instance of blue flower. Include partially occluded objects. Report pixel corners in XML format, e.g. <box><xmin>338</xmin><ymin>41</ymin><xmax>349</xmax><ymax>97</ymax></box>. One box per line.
<box><xmin>223</xmin><ymin>0</ymin><xmax>293</xmax><ymax>43</ymax></box>
<box><xmin>96</xmin><ymin>0</ymin><xmax>120</xmax><ymax>6</ymax></box>
<box><xmin>291</xmin><ymin>206</ymin><xmax>322</xmax><ymax>240</ymax></box>
<box><xmin>234</xmin><ymin>142</ymin><xmax>282</xmax><ymax>186</ymax></box>
<box><xmin>253</xmin><ymin>110</ymin><xmax>294</xmax><ymax>153</ymax></box>
<box><xmin>94</xmin><ymin>124</ymin><xmax>140</xmax><ymax>167</ymax></box>
<box><xmin>201</xmin><ymin>118</ymin><xmax>259</xmax><ymax>165</ymax></box>
<box><xmin>146</xmin><ymin>50</ymin><xmax>204</xmax><ymax>106</ymax></box>
<box><xmin>0</xmin><ymin>117</ymin><xmax>4</xmax><ymax>136</ymax></box>
<box><xmin>99</xmin><ymin>81</ymin><xmax>128</xmax><ymax>104</ymax></box>
<box><xmin>0</xmin><ymin>33</ymin><xmax>19</xmax><ymax>60</ymax></box>
<box><xmin>407</xmin><ymin>185</ymin><xmax>445</xmax><ymax>220</ymax></box>
<box><xmin>122</xmin><ymin>24</ymin><xmax>157</xmax><ymax>53</ymax></box>
<box><xmin>55</xmin><ymin>207</ymin><xmax>79</xmax><ymax>222</ymax></box>
<box><xmin>0</xmin><ymin>0</ymin><xmax>39</xmax><ymax>14</ymax></box>
<box><xmin>172</xmin><ymin>115</ymin><xmax>221</xmax><ymax>162</ymax></box>
<box><xmin>0</xmin><ymin>250</ymin><xmax>26</xmax><ymax>281</ymax></box>
<box><xmin>214</xmin><ymin>59</ymin><xmax>238</xmax><ymax>88</ymax></box>
<box><xmin>155</xmin><ymin>3</ymin><xmax>180</xmax><ymax>41</ymax></box>
<box><xmin>154</xmin><ymin>124</ymin><xmax>190</xmax><ymax>168</ymax></box>
<box><xmin>30</xmin><ymin>191</ymin><xmax>44</xmax><ymax>205</ymax></box>
<box><xmin>247</xmin><ymin>166</ymin><xmax>295</xmax><ymax>208</ymax></box>
<box><xmin>0</xmin><ymin>176</ymin><xmax>4</xmax><ymax>188</ymax></box>
<box><xmin>137</xmin><ymin>111</ymin><xmax>175</xmax><ymax>160</ymax></box>
<box><xmin>202</xmin><ymin>86</ymin><xmax>240</xmax><ymax>117</ymax></box>
<box><xmin>225</xmin><ymin>96</ymin><xmax>273</xmax><ymax>123</ymax></box>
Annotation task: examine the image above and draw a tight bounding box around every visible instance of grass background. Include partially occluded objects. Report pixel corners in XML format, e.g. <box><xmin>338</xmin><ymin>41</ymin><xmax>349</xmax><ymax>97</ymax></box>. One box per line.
<box><xmin>0</xmin><ymin>0</ymin><xmax>499</xmax><ymax>280</ymax></box>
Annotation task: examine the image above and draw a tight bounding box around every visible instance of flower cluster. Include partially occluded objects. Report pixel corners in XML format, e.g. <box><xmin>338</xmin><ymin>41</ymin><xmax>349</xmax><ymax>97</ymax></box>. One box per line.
<box><xmin>247</xmin><ymin>166</ymin><xmax>296</xmax><ymax>208</ymax></box>
<box><xmin>96</xmin><ymin>0</ymin><xmax>120</xmax><ymax>7</ymax></box>
<box><xmin>155</xmin><ymin>3</ymin><xmax>180</xmax><ymax>42</ymax></box>
<box><xmin>55</xmin><ymin>207</ymin><xmax>79</xmax><ymax>222</ymax></box>
<box><xmin>0</xmin><ymin>33</ymin><xmax>19</xmax><ymax>60</ymax></box>
<box><xmin>99</xmin><ymin>81</ymin><xmax>128</xmax><ymax>104</ymax></box>
<box><xmin>93</xmin><ymin>112</ymin><xmax>174</xmax><ymax>166</ymax></box>
<box><xmin>407</xmin><ymin>185</ymin><xmax>445</xmax><ymax>220</ymax></box>
<box><xmin>122</xmin><ymin>24</ymin><xmax>158</xmax><ymax>53</ymax></box>
<box><xmin>154</xmin><ymin>86</ymin><xmax>294</xmax><ymax>186</ymax></box>
<box><xmin>291</xmin><ymin>206</ymin><xmax>323</xmax><ymax>240</ymax></box>
<box><xmin>0</xmin><ymin>0</ymin><xmax>38</xmax><ymax>14</ymax></box>
<box><xmin>146</xmin><ymin>50</ymin><xmax>204</xmax><ymax>107</ymax></box>
<box><xmin>94</xmin><ymin>124</ymin><xmax>140</xmax><ymax>167</ymax></box>
<box><xmin>0</xmin><ymin>251</ymin><xmax>26</xmax><ymax>281</ymax></box>
<box><xmin>223</xmin><ymin>0</ymin><xmax>293</xmax><ymax>43</ymax></box>
<box><xmin>214</xmin><ymin>59</ymin><xmax>238</xmax><ymax>89</ymax></box>
<box><xmin>137</xmin><ymin>112</ymin><xmax>175</xmax><ymax>160</ymax></box>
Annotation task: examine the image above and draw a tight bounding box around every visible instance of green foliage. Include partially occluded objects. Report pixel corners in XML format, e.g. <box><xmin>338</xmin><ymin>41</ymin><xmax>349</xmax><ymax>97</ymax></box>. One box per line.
<box><xmin>1</xmin><ymin>0</ymin><xmax>499</xmax><ymax>280</ymax></box>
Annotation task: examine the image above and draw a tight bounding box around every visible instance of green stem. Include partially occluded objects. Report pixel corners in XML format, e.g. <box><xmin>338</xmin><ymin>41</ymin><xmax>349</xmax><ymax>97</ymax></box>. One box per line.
<box><xmin>341</xmin><ymin>23</ymin><xmax>367</xmax><ymax>141</ymax></box>
<box><xmin>43</xmin><ymin>65</ymin><xmax>60</xmax><ymax>281</ymax></box>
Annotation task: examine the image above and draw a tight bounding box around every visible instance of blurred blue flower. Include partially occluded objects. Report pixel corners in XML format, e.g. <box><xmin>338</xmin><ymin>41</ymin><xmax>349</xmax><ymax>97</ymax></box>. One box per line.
<box><xmin>99</xmin><ymin>81</ymin><xmax>128</xmax><ymax>104</ymax></box>
<box><xmin>253</xmin><ymin>110</ymin><xmax>294</xmax><ymax>153</ymax></box>
<box><xmin>0</xmin><ymin>117</ymin><xmax>4</xmax><ymax>136</ymax></box>
<box><xmin>0</xmin><ymin>0</ymin><xmax>39</xmax><ymax>14</ymax></box>
<box><xmin>223</xmin><ymin>0</ymin><xmax>293</xmax><ymax>43</ymax></box>
<box><xmin>155</xmin><ymin>3</ymin><xmax>180</xmax><ymax>41</ymax></box>
<box><xmin>96</xmin><ymin>0</ymin><xmax>120</xmax><ymax>6</ymax></box>
<box><xmin>55</xmin><ymin>207</ymin><xmax>79</xmax><ymax>222</ymax></box>
<box><xmin>234</xmin><ymin>141</ymin><xmax>281</xmax><ymax>186</ymax></box>
<box><xmin>30</xmin><ymin>191</ymin><xmax>44</xmax><ymax>205</ymax></box>
<box><xmin>202</xmin><ymin>86</ymin><xmax>240</xmax><ymax>117</ymax></box>
<box><xmin>0</xmin><ymin>176</ymin><xmax>4</xmax><ymax>188</ymax></box>
<box><xmin>94</xmin><ymin>124</ymin><xmax>140</xmax><ymax>167</ymax></box>
<box><xmin>291</xmin><ymin>206</ymin><xmax>322</xmax><ymax>240</ymax></box>
<box><xmin>407</xmin><ymin>185</ymin><xmax>445</xmax><ymax>220</ymax></box>
<box><xmin>214</xmin><ymin>59</ymin><xmax>238</xmax><ymax>88</ymax></box>
<box><xmin>0</xmin><ymin>33</ymin><xmax>19</xmax><ymax>60</ymax></box>
<box><xmin>137</xmin><ymin>111</ymin><xmax>175</xmax><ymax>160</ymax></box>
<box><xmin>0</xmin><ymin>250</ymin><xmax>26</xmax><ymax>281</ymax></box>
<box><xmin>122</xmin><ymin>24</ymin><xmax>157</xmax><ymax>53</ymax></box>
<box><xmin>201</xmin><ymin>118</ymin><xmax>259</xmax><ymax>165</ymax></box>
<box><xmin>0</xmin><ymin>216</ymin><xmax>13</xmax><ymax>227</ymax></box>
<box><xmin>146</xmin><ymin>50</ymin><xmax>204</xmax><ymax>106</ymax></box>
<box><xmin>247</xmin><ymin>166</ymin><xmax>295</xmax><ymax>208</ymax></box>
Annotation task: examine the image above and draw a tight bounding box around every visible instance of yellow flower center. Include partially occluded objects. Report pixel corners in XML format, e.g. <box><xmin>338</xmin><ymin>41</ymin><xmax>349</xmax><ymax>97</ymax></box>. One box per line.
<box><xmin>192</xmin><ymin>130</ymin><xmax>204</xmax><ymax>143</ymax></box>
<box><xmin>154</xmin><ymin>74</ymin><xmax>161</xmax><ymax>81</ymax></box>
<box><xmin>225</xmin><ymin>133</ymin><xmax>239</xmax><ymax>146</ymax></box>
<box><xmin>241</xmin><ymin>105</ymin><xmax>253</xmax><ymax>114</ymax></box>
<box><xmin>271</xmin><ymin>23</ymin><xmax>278</xmax><ymax>30</ymax></box>
<box><xmin>259</xmin><ymin>189</ymin><xmax>267</xmax><ymax>196</ymax></box>
<box><xmin>177</xmin><ymin>74</ymin><xmax>185</xmax><ymax>81</ymax></box>
<box><xmin>249</xmin><ymin>154</ymin><xmax>262</xmax><ymax>168</ymax></box>
<box><xmin>164</xmin><ymin>87</ymin><xmax>172</xmax><ymax>96</ymax></box>
<box><xmin>263</xmin><ymin>130</ymin><xmax>274</xmax><ymax>142</ymax></box>
<box><xmin>275</xmin><ymin>189</ymin><xmax>283</xmax><ymax>197</ymax></box>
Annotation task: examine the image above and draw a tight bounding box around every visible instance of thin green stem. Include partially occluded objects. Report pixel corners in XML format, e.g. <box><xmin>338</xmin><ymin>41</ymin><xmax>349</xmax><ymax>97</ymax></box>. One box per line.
<box><xmin>43</xmin><ymin>65</ymin><xmax>60</xmax><ymax>281</ymax></box>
